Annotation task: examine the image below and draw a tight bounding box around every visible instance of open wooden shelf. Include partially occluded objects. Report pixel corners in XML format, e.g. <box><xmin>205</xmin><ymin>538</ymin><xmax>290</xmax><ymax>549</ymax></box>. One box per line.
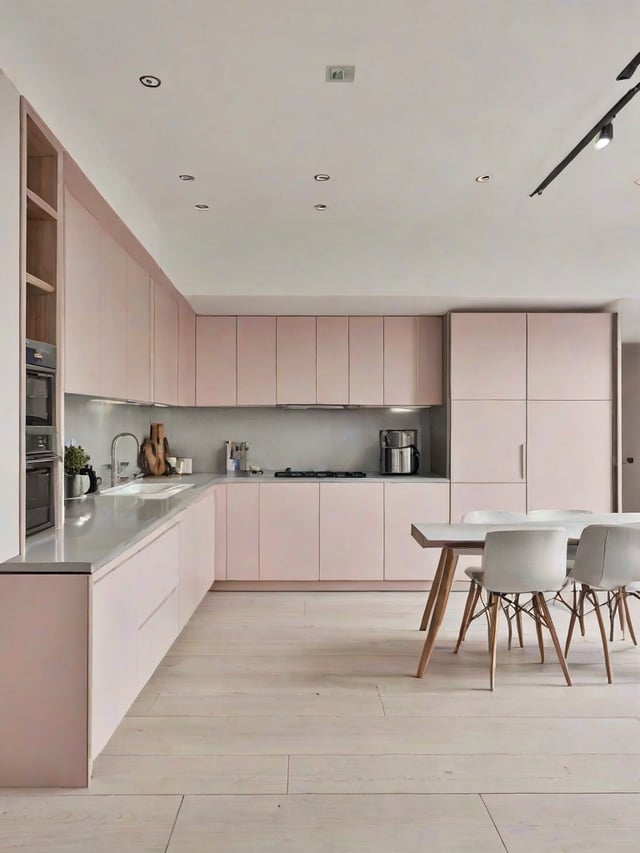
<box><xmin>26</xmin><ymin>188</ymin><xmax>58</xmax><ymax>222</ymax></box>
<box><xmin>25</xmin><ymin>271</ymin><xmax>55</xmax><ymax>294</ymax></box>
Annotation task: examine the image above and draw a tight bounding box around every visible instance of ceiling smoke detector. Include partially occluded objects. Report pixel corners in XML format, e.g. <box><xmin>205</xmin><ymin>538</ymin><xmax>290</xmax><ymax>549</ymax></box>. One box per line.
<box><xmin>139</xmin><ymin>75</ymin><xmax>161</xmax><ymax>88</ymax></box>
<box><xmin>326</xmin><ymin>65</ymin><xmax>355</xmax><ymax>83</ymax></box>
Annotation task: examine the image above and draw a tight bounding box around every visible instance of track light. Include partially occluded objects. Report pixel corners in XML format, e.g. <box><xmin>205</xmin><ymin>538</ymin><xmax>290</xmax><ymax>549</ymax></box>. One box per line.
<box><xmin>594</xmin><ymin>122</ymin><xmax>613</xmax><ymax>150</ymax></box>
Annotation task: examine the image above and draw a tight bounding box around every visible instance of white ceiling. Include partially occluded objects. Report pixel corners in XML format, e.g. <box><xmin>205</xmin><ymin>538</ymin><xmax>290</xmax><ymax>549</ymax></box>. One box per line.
<box><xmin>2</xmin><ymin>1</ymin><xmax>640</xmax><ymax>325</ymax></box>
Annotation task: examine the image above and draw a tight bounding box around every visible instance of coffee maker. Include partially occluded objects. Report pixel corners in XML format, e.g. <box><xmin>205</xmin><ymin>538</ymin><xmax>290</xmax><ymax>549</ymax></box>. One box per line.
<box><xmin>379</xmin><ymin>429</ymin><xmax>420</xmax><ymax>475</ymax></box>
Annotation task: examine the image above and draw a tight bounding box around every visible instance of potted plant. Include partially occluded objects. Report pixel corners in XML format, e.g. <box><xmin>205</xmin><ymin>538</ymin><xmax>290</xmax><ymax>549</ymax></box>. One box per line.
<box><xmin>64</xmin><ymin>445</ymin><xmax>90</xmax><ymax>499</ymax></box>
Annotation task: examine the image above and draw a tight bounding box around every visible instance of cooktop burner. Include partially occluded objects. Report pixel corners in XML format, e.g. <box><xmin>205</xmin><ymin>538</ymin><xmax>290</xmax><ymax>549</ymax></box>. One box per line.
<box><xmin>274</xmin><ymin>469</ymin><xmax>367</xmax><ymax>478</ymax></box>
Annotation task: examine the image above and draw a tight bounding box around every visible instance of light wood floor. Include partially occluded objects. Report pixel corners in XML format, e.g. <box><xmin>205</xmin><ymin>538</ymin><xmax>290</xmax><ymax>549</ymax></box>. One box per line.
<box><xmin>2</xmin><ymin>589</ymin><xmax>640</xmax><ymax>851</ymax></box>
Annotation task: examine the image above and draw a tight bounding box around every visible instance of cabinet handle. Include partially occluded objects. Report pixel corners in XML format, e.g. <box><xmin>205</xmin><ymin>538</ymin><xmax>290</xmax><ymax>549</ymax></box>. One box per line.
<box><xmin>520</xmin><ymin>444</ymin><xmax>526</xmax><ymax>480</ymax></box>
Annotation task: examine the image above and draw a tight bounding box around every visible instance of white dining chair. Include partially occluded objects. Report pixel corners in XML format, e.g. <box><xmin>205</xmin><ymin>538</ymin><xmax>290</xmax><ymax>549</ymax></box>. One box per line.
<box><xmin>474</xmin><ymin>528</ymin><xmax>572</xmax><ymax>690</ymax></box>
<box><xmin>454</xmin><ymin>510</ymin><xmax>528</xmax><ymax>654</ymax></box>
<box><xmin>564</xmin><ymin>524</ymin><xmax>640</xmax><ymax>684</ymax></box>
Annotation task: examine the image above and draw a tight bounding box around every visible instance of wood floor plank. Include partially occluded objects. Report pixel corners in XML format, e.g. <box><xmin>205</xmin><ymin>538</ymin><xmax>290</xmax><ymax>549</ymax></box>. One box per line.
<box><xmin>147</xmin><ymin>690</ymin><xmax>385</xmax><ymax>717</ymax></box>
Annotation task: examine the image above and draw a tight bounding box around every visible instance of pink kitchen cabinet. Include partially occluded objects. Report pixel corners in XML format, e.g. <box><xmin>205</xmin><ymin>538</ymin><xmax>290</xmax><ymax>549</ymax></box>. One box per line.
<box><xmin>317</xmin><ymin>316</ymin><xmax>349</xmax><ymax>404</ymax></box>
<box><xmin>276</xmin><ymin>316</ymin><xmax>317</xmax><ymax>403</ymax></box>
<box><xmin>450</xmin><ymin>400</ymin><xmax>526</xmax><ymax>483</ymax></box>
<box><xmin>417</xmin><ymin>316</ymin><xmax>444</xmax><ymax>405</ymax></box>
<box><xmin>226</xmin><ymin>484</ymin><xmax>260</xmax><ymax>580</ymax></box>
<box><xmin>137</xmin><ymin>589</ymin><xmax>179</xmax><ymax>690</ymax></box>
<box><xmin>179</xmin><ymin>493</ymin><xmax>216</xmax><ymax>628</ymax></box>
<box><xmin>527</xmin><ymin>400</ymin><xmax>613</xmax><ymax>512</ymax></box>
<box><xmin>214</xmin><ymin>485</ymin><xmax>227</xmax><ymax>580</ymax></box>
<box><xmin>383</xmin><ymin>316</ymin><xmax>443</xmax><ymax>406</ymax></box>
<box><xmin>178</xmin><ymin>299</ymin><xmax>196</xmax><ymax>406</ymax></box>
<box><xmin>259</xmin><ymin>483</ymin><xmax>320</xmax><ymax>580</ymax></box>
<box><xmin>527</xmin><ymin>313</ymin><xmax>613</xmax><ymax>400</ymax></box>
<box><xmin>64</xmin><ymin>191</ymin><xmax>101</xmax><ymax>395</ymax></box>
<box><xmin>450</xmin><ymin>483</ymin><xmax>528</xmax><ymax>522</ymax></box>
<box><xmin>384</xmin><ymin>482</ymin><xmax>450</xmax><ymax>580</ymax></box>
<box><xmin>125</xmin><ymin>255</ymin><xmax>151</xmax><ymax>403</ymax></box>
<box><xmin>450</xmin><ymin>313</ymin><xmax>526</xmax><ymax>400</ymax></box>
<box><xmin>349</xmin><ymin>317</ymin><xmax>384</xmax><ymax>405</ymax></box>
<box><xmin>153</xmin><ymin>282</ymin><xmax>179</xmax><ymax>405</ymax></box>
<box><xmin>196</xmin><ymin>316</ymin><xmax>237</xmax><ymax>406</ymax></box>
<box><xmin>320</xmin><ymin>483</ymin><xmax>384</xmax><ymax>580</ymax></box>
<box><xmin>237</xmin><ymin>316</ymin><xmax>277</xmax><ymax>405</ymax></box>
<box><xmin>99</xmin><ymin>232</ymin><xmax>128</xmax><ymax>400</ymax></box>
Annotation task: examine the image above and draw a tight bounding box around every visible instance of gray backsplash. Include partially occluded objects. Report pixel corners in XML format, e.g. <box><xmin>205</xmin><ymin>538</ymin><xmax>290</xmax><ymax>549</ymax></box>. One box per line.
<box><xmin>65</xmin><ymin>395</ymin><xmax>443</xmax><ymax>478</ymax></box>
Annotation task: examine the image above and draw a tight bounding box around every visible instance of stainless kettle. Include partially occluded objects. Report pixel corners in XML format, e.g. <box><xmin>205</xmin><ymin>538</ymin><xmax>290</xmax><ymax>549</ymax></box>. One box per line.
<box><xmin>379</xmin><ymin>429</ymin><xmax>420</xmax><ymax>475</ymax></box>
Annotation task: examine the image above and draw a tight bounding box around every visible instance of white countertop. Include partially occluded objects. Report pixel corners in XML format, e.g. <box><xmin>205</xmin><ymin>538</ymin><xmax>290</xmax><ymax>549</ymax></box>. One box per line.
<box><xmin>4</xmin><ymin>472</ymin><xmax>449</xmax><ymax>574</ymax></box>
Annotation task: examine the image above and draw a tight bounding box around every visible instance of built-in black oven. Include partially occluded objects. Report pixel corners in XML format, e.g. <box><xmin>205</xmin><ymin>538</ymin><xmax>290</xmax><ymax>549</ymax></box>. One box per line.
<box><xmin>25</xmin><ymin>338</ymin><xmax>56</xmax><ymax>428</ymax></box>
<box><xmin>25</xmin><ymin>457</ymin><xmax>56</xmax><ymax>535</ymax></box>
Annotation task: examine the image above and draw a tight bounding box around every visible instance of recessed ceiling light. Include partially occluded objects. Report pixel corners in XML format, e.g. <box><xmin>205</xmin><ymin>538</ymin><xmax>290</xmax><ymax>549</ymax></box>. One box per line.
<box><xmin>195</xmin><ymin>203</ymin><xmax>209</xmax><ymax>210</ymax></box>
<box><xmin>314</xmin><ymin>173</ymin><xmax>330</xmax><ymax>182</ymax></box>
<box><xmin>634</xmin><ymin>179</ymin><xmax>640</xmax><ymax>186</ymax></box>
<box><xmin>475</xmin><ymin>174</ymin><xmax>491</xmax><ymax>183</ymax></box>
<box><xmin>313</xmin><ymin>203</ymin><xmax>328</xmax><ymax>211</ymax></box>
<box><xmin>139</xmin><ymin>75</ymin><xmax>161</xmax><ymax>88</ymax></box>
<box><xmin>179</xmin><ymin>174</ymin><xmax>195</xmax><ymax>182</ymax></box>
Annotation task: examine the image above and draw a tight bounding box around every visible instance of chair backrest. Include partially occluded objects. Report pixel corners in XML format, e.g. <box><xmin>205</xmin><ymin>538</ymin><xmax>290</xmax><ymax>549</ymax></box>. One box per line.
<box><xmin>482</xmin><ymin>527</ymin><xmax>568</xmax><ymax>594</ymax></box>
<box><xmin>527</xmin><ymin>509</ymin><xmax>594</xmax><ymax>520</ymax></box>
<box><xmin>571</xmin><ymin>524</ymin><xmax>640</xmax><ymax>590</ymax></box>
<box><xmin>462</xmin><ymin>510</ymin><xmax>527</xmax><ymax>523</ymax></box>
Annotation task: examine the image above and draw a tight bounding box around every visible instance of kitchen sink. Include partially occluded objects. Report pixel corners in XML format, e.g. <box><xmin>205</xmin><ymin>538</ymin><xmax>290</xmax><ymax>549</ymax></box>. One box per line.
<box><xmin>99</xmin><ymin>481</ymin><xmax>195</xmax><ymax>499</ymax></box>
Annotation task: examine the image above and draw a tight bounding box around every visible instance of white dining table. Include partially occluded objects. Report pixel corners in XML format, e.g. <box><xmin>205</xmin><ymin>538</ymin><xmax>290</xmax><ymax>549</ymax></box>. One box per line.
<box><xmin>410</xmin><ymin>514</ymin><xmax>640</xmax><ymax>678</ymax></box>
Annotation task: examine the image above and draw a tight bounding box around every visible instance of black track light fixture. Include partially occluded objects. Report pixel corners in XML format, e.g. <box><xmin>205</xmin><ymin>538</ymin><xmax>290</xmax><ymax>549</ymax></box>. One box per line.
<box><xmin>617</xmin><ymin>50</ymin><xmax>640</xmax><ymax>81</ymax></box>
<box><xmin>594</xmin><ymin>121</ymin><xmax>613</xmax><ymax>150</ymax></box>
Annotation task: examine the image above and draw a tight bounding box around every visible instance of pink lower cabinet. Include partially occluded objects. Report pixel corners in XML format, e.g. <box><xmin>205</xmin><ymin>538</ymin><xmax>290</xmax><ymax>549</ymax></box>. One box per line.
<box><xmin>450</xmin><ymin>400</ymin><xmax>527</xmax><ymax>483</ymax></box>
<box><xmin>527</xmin><ymin>400</ymin><xmax>613</xmax><ymax>512</ymax></box>
<box><xmin>384</xmin><ymin>483</ymin><xmax>450</xmax><ymax>580</ymax></box>
<box><xmin>450</xmin><ymin>483</ymin><xmax>527</xmax><ymax>522</ymax></box>
<box><xmin>226</xmin><ymin>483</ymin><xmax>260</xmax><ymax>580</ymax></box>
<box><xmin>179</xmin><ymin>492</ymin><xmax>216</xmax><ymax>629</ymax></box>
<box><xmin>214</xmin><ymin>485</ymin><xmax>228</xmax><ymax>580</ymax></box>
<box><xmin>259</xmin><ymin>483</ymin><xmax>320</xmax><ymax>580</ymax></box>
<box><xmin>320</xmin><ymin>483</ymin><xmax>384</xmax><ymax>580</ymax></box>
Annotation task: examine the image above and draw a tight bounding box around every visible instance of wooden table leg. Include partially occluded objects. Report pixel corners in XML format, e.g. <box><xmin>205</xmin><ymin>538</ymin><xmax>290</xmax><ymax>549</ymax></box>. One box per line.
<box><xmin>416</xmin><ymin>548</ymin><xmax>458</xmax><ymax>678</ymax></box>
<box><xmin>419</xmin><ymin>548</ymin><xmax>446</xmax><ymax>631</ymax></box>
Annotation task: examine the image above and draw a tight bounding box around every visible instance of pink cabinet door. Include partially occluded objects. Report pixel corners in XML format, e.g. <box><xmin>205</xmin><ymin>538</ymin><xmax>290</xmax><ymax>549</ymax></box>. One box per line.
<box><xmin>450</xmin><ymin>313</ymin><xmax>526</xmax><ymax>400</ymax></box>
<box><xmin>384</xmin><ymin>483</ymin><xmax>450</xmax><ymax>580</ymax></box>
<box><xmin>237</xmin><ymin>316</ymin><xmax>276</xmax><ymax>405</ymax></box>
<box><xmin>276</xmin><ymin>316</ymin><xmax>317</xmax><ymax>403</ymax></box>
<box><xmin>153</xmin><ymin>282</ymin><xmax>179</xmax><ymax>405</ymax></box>
<box><xmin>137</xmin><ymin>590</ymin><xmax>179</xmax><ymax>690</ymax></box>
<box><xmin>214</xmin><ymin>485</ymin><xmax>227</xmax><ymax>580</ymax></box>
<box><xmin>349</xmin><ymin>317</ymin><xmax>384</xmax><ymax>405</ymax></box>
<box><xmin>450</xmin><ymin>483</ymin><xmax>527</xmax><ymax>522</ymax></box>
<box><xmin>450</xmin><ymin>400</ymin><xmax>526</xmax><ymax>483</ymax></box>
<box><xmin>417</xmin><ymin>316</ymin><xmax>443</xmax><ymax>405</ymax></box>
<box><xmin>259</xmin><ymin>484</ymin><xmax>319</xmax><ymax>580</ymax></box>
<box><xmin>125</xmin><ymin>255</ymin><xmax>151</xmax><ymax>403</ymax></box>
<box><xmin>384</xmin><ymin>317</ymin><xmax>419</xmax><ymax>405</ymax></box>
<box><xmin>320</xmin><ymin>483</ymin><xmax>384</xmax><ymax>580</ymax></box>
<box><xmin>135</xmin><ymin>524</ymin><xmax>180</xmax><ymax>628</ymax></box>
<box><xmin>178</xmin><ymin>300</ymin><xmax>196</xmax><ymax>406</ymax></box>
<box><xmin>226</xmin><ymin>484</ymin><xmax>259</xmax><ymax>580</ymax></box>
<box><xmin>196</xmin><ymin>316</ymin><xmax>237</xmax><ymax>406</ymax></box>
<box><xmin>179</xmin><ymin>494</ymin><xmax>215</xmax><ymax>629</ymax></box>
<box><xmin>527</xmin><ymin>313</ymin><xmax>613</xmax><ymax>400</ymax></box>
<box><xmin>99</xmin><ymin>232</ymin><xmax>127</xmax><ymax>399</ymax></box>
<box><xmin>527</xmin><ymin>401</ymin><xmax>612</xmax><ymax>512</ymax></box>
<box><xmin>64</xmin><ymin>192</ymin><xmax>101</xmax><ymax>395</ymax></box>
<box><xmin>317</xmin><ymin>316</ymin><xmax>349</xmax><ymax>404</ymax></box>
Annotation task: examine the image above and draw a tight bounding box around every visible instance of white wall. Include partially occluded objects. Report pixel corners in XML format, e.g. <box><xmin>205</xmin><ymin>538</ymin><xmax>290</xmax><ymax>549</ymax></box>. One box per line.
<box><xmin>622</xmin><ymin>344</ymin><xmax>640</xmax><ymax>511</ymax></box>
<box><xmin>0</xmin><ymin>71</ymin><xmax>21</xmax><ymax>560</ymax></box>
<box><xmin>64</xmin><ymin>396</ymin><xmax>436</xmax><ymax>480</ymax></box>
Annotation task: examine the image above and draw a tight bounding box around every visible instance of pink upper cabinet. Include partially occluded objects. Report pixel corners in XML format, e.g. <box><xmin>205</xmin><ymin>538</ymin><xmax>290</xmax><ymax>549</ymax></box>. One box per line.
<box><xmin>153</xmin><ymin>282</ymin><xmax>179</xmax><ymax>405</ymax></box>
<box><xmin>349</xmin><ymin>317</ymin><xmax>384</xmax><ymax>405</ymax></box>
<box><xmin>196</xmin><ymin>316</ymin><xmax>237</xmax><ymax>406</ymax></box>
<box><xmin>319</xmin><ymin>483</ymin><xmax>384</xmax><ymax>580</ymax></box>
<box><xmin>178</xmin><ymin>300</ymin><xmax>196</xmax><ymax>407</ymax></box>
<box><xmin>527</xmin><ymin>313</ymin><xmax>613</xmax><ymax>400</ymax></box>
<box><xmin>125</xmin><ymin>256</ymin><xmax>151</xmax><ymax>404</ymax></box>
<box><xmin>64</xmin><ymin>192</ymin><xmax>101</xmax><ymax>395</ymax></box>
<box><xmin>276</xmin><ymin>316</ymin><xmax>317</xmax><ymax>404</ymax></box>
<box><xmin>99</xmin><ymin>232</ymin><xmax>127</xmax><ymax>400</ymax></box>
<box><xmin>450</xmin><ymin>400</ymin><xmax>527</xmax><ymax>483</ymax></box>
<box><xmin>317</xmin><ymin>316</ymin><xmax>349</xmax><ymax>404</ymax></box>
<box><xmin>417</xmin><ymin>316</ymin><xmax>443</xmax><ymax>405</ymax></box>
<box><xmin>259</xmin><ymin>483</ymin><xmax>320</xmax><ymax>580</ymax></box>
<box><xmin>383</xmin><ymin>316</ymin><xmax>443</xmax><ymax>406</ymax></box>
<box><xmin>450</xmin><ymin>313</ymin><xmax>526</xmax><ymax>400</ymax></box>
<box><xmin>237</xmin><ymin>316</ymin><xmax>276</xmax><ymax>405</ymax></box>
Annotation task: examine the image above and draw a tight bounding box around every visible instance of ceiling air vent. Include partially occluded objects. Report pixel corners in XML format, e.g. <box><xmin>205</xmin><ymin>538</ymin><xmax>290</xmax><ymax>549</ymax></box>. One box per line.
<box><xmin>326</xmin><ymin>65</ymin><xmax>355</xmax><ymax>82</ymax></box>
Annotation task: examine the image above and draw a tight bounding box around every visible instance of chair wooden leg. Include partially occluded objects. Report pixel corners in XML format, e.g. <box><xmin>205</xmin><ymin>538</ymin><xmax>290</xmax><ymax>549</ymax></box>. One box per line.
<box><xmin>564</xmin><ymin>588</ymin><xmax>579</xmax><ymax>658</ymax></box>
<box><xmin>515</xmin><ymin>595</ymin><xmax>524</xmax><ymax>649</ymax></box>
<box><xmin>504</xmin><ymin>600</ymin><xmax>514</xmax><ymax>652</ymax></box>
<box><xmin>586</xmin><ymin>587</ymin><xmax>613</xmax><ymax>685</ymax></box>
<box><xmin>463</xmin><ymin>584</ymin><xmax>482</xmax><ymax>643</ymax></box>
<box><xmin>608</xmin><ymin>591</ymin><xmax>617</xmax><ymax>642</ymax></box>
<box><xmin>454</xmin><ymin>581</ymin><xmax>477</xmax><ymax>654</ymax></box>
<box><xmin>488</xmin><ymin>593</ymin><xmax>500</xmax><ymax>691</ymax></box>
<box><xmin>537</xmin><ymin>593</ymin><xmax>572</xmax><ymax>687</ymax></box>
<box><xmin>618</xmin><ymin>590</ymin><xmax>626</xmax><ymax>641</ymax></box>
<box><xmin>532</xmin><ymin>594</ymin><xmax>545</xmax><ymax>664</ymax></box>
<box><xmin>419</xmin><ymin>548</ymin><xmax>446</xmax><ymax>631</ymax></box>
<box><xmin>623</xmin><ymin>592</ymin><xmax>638</xmax><ymax>646</ymax></box>
<box><xmin>575</xmin><ymin>583</ymin><xmax>585</xmax><ymax>637</ymax></box>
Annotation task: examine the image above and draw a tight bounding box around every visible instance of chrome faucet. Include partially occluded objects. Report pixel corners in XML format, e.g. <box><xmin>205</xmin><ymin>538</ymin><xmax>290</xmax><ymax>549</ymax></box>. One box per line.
<box><xmin>110</xmin><ymin>432</ymin><xmax>141</xmax><ymax>487</ymax></box>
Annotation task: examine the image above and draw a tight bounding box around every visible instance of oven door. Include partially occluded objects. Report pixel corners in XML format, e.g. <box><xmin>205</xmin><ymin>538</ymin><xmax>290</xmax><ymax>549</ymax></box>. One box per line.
<box><xmin>25</xmin><ymin>367</ymin><xmax>55</xmax><ymax>428</ymax></box>
<box><xmin>25</xmin><ymin>458</ymin><xmax>55</xmax><ymax>535</ymax></box>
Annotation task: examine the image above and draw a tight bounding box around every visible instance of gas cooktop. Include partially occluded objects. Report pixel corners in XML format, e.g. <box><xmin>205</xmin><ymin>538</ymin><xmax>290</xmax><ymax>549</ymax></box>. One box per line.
<box><xmin>274</xmin><ymin>469</ymin><xmax>367</xmax><ymax>478</ymax></box>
